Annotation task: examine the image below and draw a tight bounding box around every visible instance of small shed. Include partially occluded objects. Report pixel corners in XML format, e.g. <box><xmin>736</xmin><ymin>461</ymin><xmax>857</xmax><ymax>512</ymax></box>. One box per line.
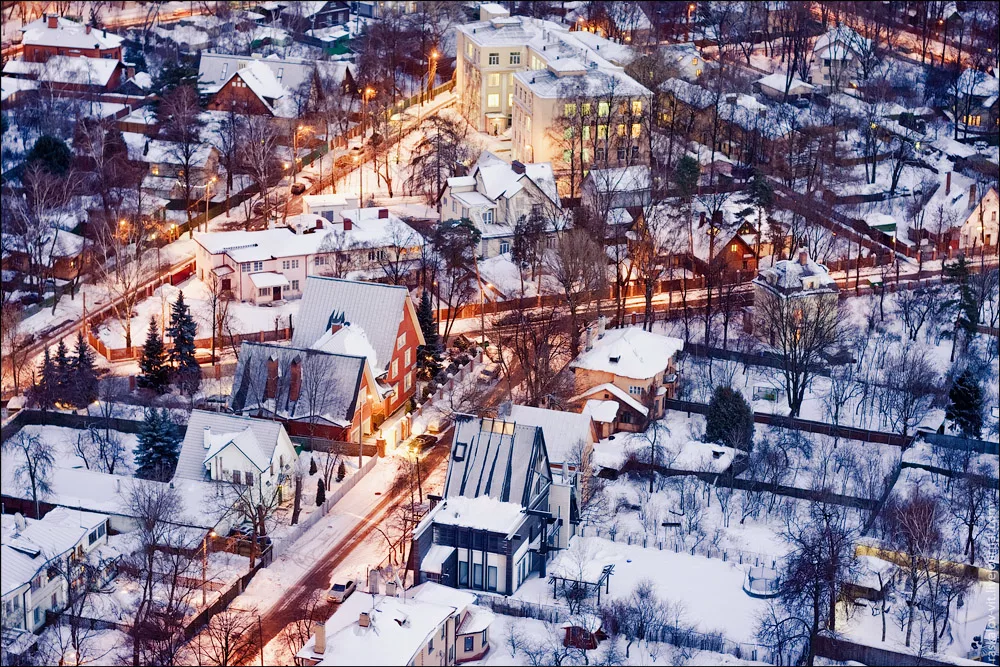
<box><xmin>561</xmin><ymin>614</ymin><xmax>607</xmax><ymax>650</ymax></box>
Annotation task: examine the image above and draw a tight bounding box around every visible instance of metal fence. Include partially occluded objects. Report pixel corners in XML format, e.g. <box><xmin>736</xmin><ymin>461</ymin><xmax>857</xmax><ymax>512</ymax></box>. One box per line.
<box><xmin>270</xmin><ymin>455</ymin><xmax>378</xmax><ymax>559</ymax></box>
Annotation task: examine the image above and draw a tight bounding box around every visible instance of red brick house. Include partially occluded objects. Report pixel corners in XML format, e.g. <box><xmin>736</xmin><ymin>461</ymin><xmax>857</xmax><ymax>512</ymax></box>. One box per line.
<box><xmin>21</xmin><ymin>15</ymin><xmax>123</xmax><ymax>63</ymax></box>
<box><xmin>291</xmin><ymin>276</ymin><xmax>424</xmax><ymax>422</ymax></box>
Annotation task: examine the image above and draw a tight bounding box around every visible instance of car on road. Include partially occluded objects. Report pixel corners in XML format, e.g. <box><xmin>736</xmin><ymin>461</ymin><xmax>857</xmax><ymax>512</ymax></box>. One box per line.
<box><xmin>479</xmin><ymin>363</ymin><xmax>500</xmax><ymax>382</ymax></box>
<box><xmin>427</xmin><ymin>416</ymin><xmax>452</xmax><ymax>435</ymax></box>
<box><xmin>290</xmin><ymin>182</ymin><xmax>307</xmax><ymax>195</ymax></box>
<box><xmin>327</xmin><ymin>579</ymin><xmax>356</xmax><ymax>603</ymax></box>
<box><xmin>409</xmin><ymin>434</ymin><xmax>438</xmax><ymax>454</ymax></box>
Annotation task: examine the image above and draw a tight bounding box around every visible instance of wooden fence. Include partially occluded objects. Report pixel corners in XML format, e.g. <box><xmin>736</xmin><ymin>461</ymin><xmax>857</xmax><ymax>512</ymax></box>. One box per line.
<box><xmin>814</xmin><ymin>633</ymin><xmax>985</xmax><ymax>666</ymax></box>
<box><xmin>87</xmin><ymin>326</ymin><xmax>293</xmax><ymax>362</ymax></box>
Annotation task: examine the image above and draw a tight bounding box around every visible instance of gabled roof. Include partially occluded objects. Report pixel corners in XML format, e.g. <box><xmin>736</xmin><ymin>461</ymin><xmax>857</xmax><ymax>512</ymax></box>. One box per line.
<box><xmin>229</xmin><ymin>343</ymin><xmax>367</xmax><ymax>427</ymax></box>
<box><xmin>3</xmin><ymin>56</ymin><xmax>121</xmax><ymax>87</ymax></box>
<box><xmin>291</xmin><ymin>276</ymin><xmax>420</xmax><ymax>375</ymax></box>
<box><xmin>174</xmin><ymin>410</ymin><xmax>286</xmax><ymax>482</ymax></box>
<box><xmin>198</xmin><ymin>52</ymin><xmax>354</xmax><ymax>98</ymax></box>
<box><xmin>569</xmin><ymin>327</ymin><xmax>684</xmax><ymax>380</ymax></box>
<box><xmin>21</xmin><ymin>15</ymin><xmax>123</xmax><ymax>50</ymax></box>
<box><xmin>754</xmin><ymin>249</ymin><xmax>838</xmax><ymax>295</ymax></box>
<box><xmin>571</xmin><ymin>383</ymin><xmax>649</xmax><ymax>417</ymax></box>
<box><xmin>444</xmin><ymin>415</ymin><xmax>552</xmax><ymax>509</ymax></box>
<box><xmin>583</xmin><ymin>165</ymin><xmax>650</xmax><ymax>194</ymax></box>
<box><xmin>469</xmin><ymin>151</ymin><xmax>560</xmax><ymax>207</ymax></box>
<box><xmin>813</xmin><ymin>25</ymin><xmax>869</xmax><ymax>59</ymax></box>
<box><xmin>507</xmin><ymin>404</ymin><xmax>595</xmax><ymax>465</ymax></box>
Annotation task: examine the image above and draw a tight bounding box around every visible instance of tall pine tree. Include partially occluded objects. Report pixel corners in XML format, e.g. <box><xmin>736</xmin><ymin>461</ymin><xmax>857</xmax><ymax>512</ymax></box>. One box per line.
<box><xmin>138</xmin><ymin>317</ymin><xmax>170</xmax><ymax>394</ymax></box>
<box><xmin>947</xmin><ymin>369</ymin><xmax>984</xmax><ymax>439</ymax></box>
<box><xmin>30</xmin><ymin>348</ymin><xmax>57</xmax><ymax>409</ymax></box>
<box><xmin>53</xmin><ymin>338</ymin><xmax>72</xmax><ymax>406</ymax></box>
<box><xmin>134</xmin><ymin>408</ymin><xmax>181</xmax><ymax>481</ymax></box>
<box><xmin>416</xmin><ymin>290</ymin><xmax>442</xmax><ymax>380</ymax></box>
<box><xmin>167</xmin><ymin>291</ymin><xmax>200</xmax><ymax>393</ymax></box>
<box><xmin>71</xmin><ymin>331</ymin><xmax>99</xmax><ymax>408</ymax></box>
<box><xmin>705</xmin><ymin>385</ymin><xmax>755</xmax><ymax>450</ymax></box>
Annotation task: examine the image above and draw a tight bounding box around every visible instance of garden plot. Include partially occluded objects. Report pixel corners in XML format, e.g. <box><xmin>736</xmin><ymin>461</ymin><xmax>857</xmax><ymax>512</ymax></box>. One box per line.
<box><xmin>94</xmin><ymin>277</ymin><xmax>299</xmax><ymax>350</ymax></box>
<box><xmin>7</xmin><ymin>424</ymin><xmax>140</xmax><ymax>476</ymax></box>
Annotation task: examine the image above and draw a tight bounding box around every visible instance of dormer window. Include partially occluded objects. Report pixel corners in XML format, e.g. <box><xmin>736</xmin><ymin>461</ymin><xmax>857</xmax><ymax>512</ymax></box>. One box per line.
<box><xmin>609</xmin><ymin>355</ymin><xmax>620</xmax><ymax>363</ymax></box>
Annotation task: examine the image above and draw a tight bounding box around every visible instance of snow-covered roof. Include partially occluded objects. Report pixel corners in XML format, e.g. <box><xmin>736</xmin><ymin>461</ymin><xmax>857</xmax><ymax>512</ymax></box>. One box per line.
<box><xmin>248</xmin><ymin>271</ymin><xmax>290</xmax><ymax>289</ymax></box>
<box><xmin>0</xmin><ymin>76</ymin><xmax>39</xmax><ymax>101</ymax></box>
<box><xmin>174</xmin><ymin>411</ymin><xmax>286</xmax><ymax>482</ymax></box>
<box><xmin>813</xmin><ymin>25</ymin><xmax>869</xmax><ymax>59</ymax></box>
<box><xmin>428</xmin><ymin>495</ymin><xmax>527</xmax><ymax>535</ymax></box>
<box><xmin>584</xmin><ymin>165</ymin><xmax>650</xmax><ymax>194</ymax></box>
<box><xmin>5</xmin><ymin>229</ymin><xmax>86</xmax><ymax>267</ymax></box>
<box><xmin>756</xmin><ymin>72</ymin><xmax>814</xmax><ymax>96</ymax></box>
<box><xmin>582</xmin><ymin>399</ymin><xmax>619</xmax><ymax>423</ymax></box>
<box><xmin>660</xmin><ymin>43</ymin><xmax>714</xmax><ymax>81</ymax></box>
<box><xmin>957</xmin><ymin>68</ymin><xmax>1000</xmax><ymax>100</ymax></box>
<box><xmin>507</xmin><ymin>404</ymin><xmax>594</xmax><ymax>466</ymax></box>
<box><xmin>3</xmin><ymin>56</ymin><xmax>121</xmax><ymax>87</ymax></box>
<box><xmin>2</xmin><ymin>508</ymin><xmax>109</xmax><ymax>596</ymax></box>
<box><xmin>571</xmin><ymin>383</ymin><xmax>648</xmax><ymax>417</ymax></box>
<box><xmin>229</xmin><ymin>342</ymin><xmax>366</xmax><ymax>426</ymax></box>
<box><xmin>198</xmin><ymin>52</ymin><xmax>354</xmax><ymax>103</ymax></box>
<box><xmin>444</xmin><ymin>414</ymin><xmax>551</xmax><ymax>509</ymax></box>
<box><xmin>122</xmin><ymin>131</ymin><xmax>215</xmax><ymax>167</ymax></box>
<box><xmin>668</xmin><ymin>440</ymin><xmax>738</xmax><ymax>473</ymax></box>
<box><xmin>420</xmin><ymin>543</ymin><xmax>455</xmax><ymax>574</ymax></box>
<box><xmin>194</xmin><ymin>212</ymin><xmax>419</xmax><ymax>263</ymax></box>
<box><xmin>21</xmin><ymin>15</ymin><xmax>123</xmax><ymax>50</ymax></box>
<box><xmin>515</xmin><ymin>65</ymin><xmax>649</xmax><ymax>100</ymax></box>
<box><xmin>310</xmin><ymin>324</ymin><xmax>379</xmax><ymax>370</ymax></box>
<box><xmin>295</xmin><ymin>582</ymin><xmax>480</xmax><ymax>666</ymax></box>
<box><xmin>660</xmin><ymin>77</ymin><xmax>714</xmax><ymax>109</ymax></box>
<box><xmin>754</xmin><ymin>249</ymin><xmax>838</xmax><ymax>295</ymax></box>
<box><xmin>290</xmin><ymin>276</ymin><xmax>416</xmax><ymax>375</ymax></box>
<box><xmin>569</xmin><ymin>327</ymin><xmax>683</xmax><ymax>380</ymax></box>
<box><xmin>467</xmin><ymin>150</ymin><xmax>560</xmax><ymax>207</ymax></box>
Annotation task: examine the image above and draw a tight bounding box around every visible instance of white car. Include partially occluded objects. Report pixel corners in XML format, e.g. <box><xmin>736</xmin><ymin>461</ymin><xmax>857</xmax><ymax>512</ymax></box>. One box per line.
<box><xmin>327</xmin><ymin>579</ymin><xmax>356</xmax><ymax>603</ymax></box>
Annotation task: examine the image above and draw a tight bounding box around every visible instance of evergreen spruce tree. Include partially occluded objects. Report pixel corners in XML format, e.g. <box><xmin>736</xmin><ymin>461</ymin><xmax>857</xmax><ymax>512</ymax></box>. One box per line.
<box><xmin>31</xmin><ymin>348</ymin><xmax>57</xmax><ymax>409</ymax></box>
<box><xmin>308</xmin><ymin>456</ymin><xmax>318</xmax><ymax>476</ymax></box>
<box><xmin>135</xmin><ymin>408</ymin><xmax>181</xmax><ymax>481</ymax></box>
<box><xmin>53</xmin><ymin>338</ymin><xmax>72</xmax><ymax>406</ymax></box>
<box><xmin>416</xmin><ymin>290</ymin><xmax>443</xmax><ymax>380</ymax></box>
<box><xmin>138</xmin><ymin>317</ymin><xmax>170</xmax><ymax>394</ymax></box>
<box><xmin>167</xmin><ymin>291</ymin><xmax>201</xmax><ymax>393</ymax></box>
<box><xmin>947</xmin><ymin>369</ymin><xmax>984</xmax><ymax>439</ymax></box>
<box><xmin>71</xmin><ymin>331</ymin><xmax>99</xmax><ymax>408</ymax></box>
<box><xmin>336</xmin><ymin>459</ymin><xmax>346</xmax><ymax>482</ymax></box>
<box><xmin>315</xmin><ymin>478</ymin><xmax>326</xmax><ymax>506</ymax></box>
<box><xmin>705</xmin><ymin>385</ymin><xmax>755</xmax><ymax>450</ymax></box>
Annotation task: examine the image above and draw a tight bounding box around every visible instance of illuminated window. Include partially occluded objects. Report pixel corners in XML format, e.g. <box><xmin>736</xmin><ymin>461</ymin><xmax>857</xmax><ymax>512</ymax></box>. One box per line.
<box><xmin>488</xmin><ymin>73</ymin><xmax>500</xmax><ymax>87</ymax></box>
<box><xmin>467</xmin><ymin>42</ymin><xmax>474</xmax><ymax>58</ymax></box>
<box><xmin>632</xmin><ymin>100</ymin><xmax>642</xmax><ymax>115</ymax></box>
<box><xmin>564</xmin><ymin>127</ymin><xmax>574</xmax><ymax>139</ymax></box>
<box><xmin>508</xmin><ymin>93</ymin><xmax>513</xmax><ymax>107</ymax></box>
<box><xmin>581</xmin><ymin>103</ymin><xmax>591</xmax><ymax>115</ymax></box>
<box><xmin>632</xmin><ymin>123</ymin><xmax>641</xmax><ymax>138</ymax></box>
<box><xmin>598</xmin><ymin>101</ymin><xmax>610</xmax><ymax>117</ymax></box>
<box><xmin>597</xmin><ymin>124</ymin><xmax>608</xmax><ymax>139</ymax></box>
<box><xmin>582</xmin><ymin>126</ymin><xmax>591</xmax><ymax>140</ymax></box>
<box><xmin>730</xmin><ymin>243</ymin><xmax>739</xmax><ymax>252</ymax></box>
<box><xmin>564</xmin><ymin>103</ymin><xmax>577</xmax><ymax>116</ymax></box>
<box><xmin>487</xmin><ymin>93</ymin><xmax>500</xmax><ymax>108</ymax></box>
<box><xmin>617</xmin><ymin>124</ymin><xmax>626</xmax><ymax>137</ymax></box>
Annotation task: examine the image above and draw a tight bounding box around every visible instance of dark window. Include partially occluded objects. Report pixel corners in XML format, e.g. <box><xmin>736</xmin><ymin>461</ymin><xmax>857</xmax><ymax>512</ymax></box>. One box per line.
<box><xmin>459</xmin><ymin>561</ymin><xmax>469</xmax><ymax>586</ymax></box>
<box><xmin>473</xmin><ymin>563</ymin><xmax>483</xmax><ymax>588</ymax></box>
<box><xmin>487</xmin><ymin>566</ymin><xmax>498</xmax><ymax>591</ymax></box>
<box><xmin>465</xmin><ymin>637</ymin><xmax>474</xmax><ymax>652</ymax></box>
<box><xmin>233</xmin><ymin>470</ymin><xmax>242</xmax><ymax>484</ymax></box>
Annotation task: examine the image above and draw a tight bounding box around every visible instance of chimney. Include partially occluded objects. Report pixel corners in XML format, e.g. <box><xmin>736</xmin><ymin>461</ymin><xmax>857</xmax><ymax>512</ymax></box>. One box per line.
<box><xmin>288</xmin><ymin>359</ymin><xmax>301</xmax><ymax>402</ymax></box>
<box><xmin>342</xmin><ymin>216</ymin><xmax>353</xmax><ymax>231</ymax></box>
<box><xmin>330</xmin><ymin>322</ymin><xmax>343</xmax><ymax>336</ymax></box>
<box><xmin>85</xmin><ymin>24</ymin><xmax>91</xmax><ymax>34</ymax></box>
<box><xmin>359</xmin><ymin>612</ymin><xmax>371</xmax><ymax>628</ymax></box>
<box><xmin>699</xmin><ymin>211</ymin><xmax>706</xmax><ymax>226</ymax></box>
<box><xmin>798</xmin><ymin>249</ymin><xmax>809</xmax><ymax>266</ymax></box>
<box><xmin>368</xmin><ymin>568</ymin><xmax>381</xmax><ymax>594</ymax></box>
<box><xmin>597</xmin><ymin>315</ymin><xmax>606</xmax><ymax>338</ymax></box>
<box><xmin>968</xmin><ymin>183</ymin><xmax>977</xmax><ymax>206</ymax></box>
<box><xmin>48</xmin><ymin>14</ymin><xmax>58</xmax><ymax>29</ymax></box>
<box><xmin>512</xmin><ymin>160</ymin><xmax>526</xmax><ymax>174</ymax></box>
<box><xmin>712</xmin><ymin>210</ymin><xmax>723</xmax><ymax>225</ymax></box>
<box><xmin>758</xmin><ymin>108</ymin><xmax>767</xmax><ymax>118</ymax></box>
<box><xmin>385</xmin><ymin>580</ymin><xmax>397</xmax><ymax>597</ymax></box>
<box><xmin>946</xmin><ymin>171</ymin><xmax>951</xmax><ymax>195</ymax></box>
<box><xmin>726</xmin><ymin>94</ymin><xmax>737</xmax><ymax>104</ymax></box>
<box><xmin>427</xmin><ymin>493</ymin><xmax>442</xmax><ymax>510</ymax></box>
<box><xmin>378</xmin><ymin>208</ymin><xmax>389</xmax><ymax>219</ymax></box>
<box><xmin>313</xmin><ymin>624</ymin><xmax>326</xmax><ymax>654</ymax></box>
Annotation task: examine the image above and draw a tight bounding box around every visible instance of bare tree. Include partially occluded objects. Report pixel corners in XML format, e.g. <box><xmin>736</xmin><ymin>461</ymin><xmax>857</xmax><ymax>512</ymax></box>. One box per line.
<box><xmin>159</xmin><ymin>85</ymin><xmax>205</xmax><ymax>235</ymax></box>
<box><xmin>948</xmin><ymin>461</ymin><xmax>999</xmax><ymax>566</ymax></box>
<box><xmin>238</xmin><ymin>114</ymin><xmax>282</xmax><ymax>228</ymax></box>
<box><xmin>194</xmin><ymin>605</ymin><xmax>259</xmax><ymax>667</ymax></box>
<box><xmin>1</xmin><ymin>301</ymin><xmax>32</xmax><ymax>393</ymax></box>
<box><xmin>878</xmin><ymin>344</ymin><xmax>939</xmax><ymax>437</ymax></box>
<box><xmin>278</xmin><ymin>591</ymin><xmax>326</xmax><ymax>659</ymax></box>
<box><xmin>316</xmin><ymin>229</ymin><xmax>359</xmax><ymax>279</ymax></box>
<box><xmin>4</xmin><ymin>430</ymin><xmax>54</xmax><ymax>518</ymax></box>
<box><xmin>492</xmin><ymin>309</ymin><xmax>571</xmax><ymax>407</ymax></box>
<box><xmin>547</xmin><ymin>227</ymin><xmax>606</xmax><ymax>356</ymax></box>
<box><xmin>374</xmin><ymin>218</ymin><xmax>421</xmax><ymax>285</ymax></box>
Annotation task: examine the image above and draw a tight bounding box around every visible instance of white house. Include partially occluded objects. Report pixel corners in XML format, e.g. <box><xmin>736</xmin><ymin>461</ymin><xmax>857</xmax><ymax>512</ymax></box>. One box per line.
<box><xmin>295</xmin><ymin>582</ymin><xmax>494</xmax><ymax>666</ymax></box>
<box><xmin>1</xmin><ymin>508</ymin><xmax>111</xmax><ymax>634</ymax></box>
<box><xmin>173</xmin><ymin>411</ymin><xmax>298</xmax><ymax>498</ymax></box>
<box><xmin>192</xmin><ymin>209</ymin><xmax>422</xmax><ymax>304</ymax></box>
<box><xmin>810</xmin><ymin>25</ymin><xmax>870</xmax><ymax>91</ymax></box>
<box><xmin>440</xmin><ymin>151</ymin><xmax>563</xmax><ymax>259</ymax></box>
<box><xmin>958</xmin><ymin>186</ymin><xmax>999</xmax><ymax>251</ymax></box>
<box><xmin>755</xmin><ymin>72</ymin><xmax>814</xmax><ymax>99</ymax></box>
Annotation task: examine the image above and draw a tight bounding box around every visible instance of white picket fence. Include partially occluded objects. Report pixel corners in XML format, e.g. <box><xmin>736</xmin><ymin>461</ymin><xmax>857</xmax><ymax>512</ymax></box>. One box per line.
<box><xmin>271</xmin><ymin>455</ymin><xmax>379</xmax><ymax>558</ymax></box>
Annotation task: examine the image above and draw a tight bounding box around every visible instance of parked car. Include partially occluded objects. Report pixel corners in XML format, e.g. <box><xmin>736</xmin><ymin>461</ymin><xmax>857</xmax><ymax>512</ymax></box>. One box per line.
<box><xmin>18</xmin><ymin>293</ymin><xmax>42</xmax><ymax>306</ymax></box>
<box><xmin>327</xmin><ymin>579</ymin><xmax>356</xmax><ymax>603</ymax></box>
<box><xmin>290</xmin><ymin>182</ymin><xmax>307</xmax><ymax>195</ymax></box>
<box><xmin>427</xmin><ymin>416</ymin><xmax>452</xmax><ymax>435</ymax></box>
<box><xmin>409</xmin><ymin>434</ymin><xmax>438</xmax><ymax>454</ymax></box>
<box><xmin>479</xmin><ymin>364</ymin><xmax>500</xmax><ymax>382</ymax></box>
<box><xmin>792</xmin><ymin>97</ymin><xmax>810</xmax><ymax>109</ymax></box>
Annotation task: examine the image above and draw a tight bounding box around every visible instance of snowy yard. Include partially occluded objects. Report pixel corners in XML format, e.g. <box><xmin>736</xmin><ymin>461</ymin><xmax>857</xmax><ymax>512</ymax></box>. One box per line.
<box><xmin>94</xmin><ymin>276</ymin><xmax>299</xmax><ymax>350</ymax></box>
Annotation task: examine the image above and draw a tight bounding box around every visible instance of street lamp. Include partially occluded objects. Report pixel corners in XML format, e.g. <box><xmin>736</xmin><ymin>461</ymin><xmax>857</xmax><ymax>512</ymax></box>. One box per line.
<box><xmin>354</xmin><ymin>153</ymin><xmax>363</xmax><ymax>206</ymax></box>
<box><xmin>426</xmin><ymin>50</ymin><xmax>439</xmax><ymax>107</ymax></box>
<box><xmin>203</xmin><ymin>176</ymin><xmax>217</xmax><ymax>233</ymax></box>
<box><xmin>202</xmin><ymin>529</ymin><xmax>217</xmax><ymax>606</ymax></box>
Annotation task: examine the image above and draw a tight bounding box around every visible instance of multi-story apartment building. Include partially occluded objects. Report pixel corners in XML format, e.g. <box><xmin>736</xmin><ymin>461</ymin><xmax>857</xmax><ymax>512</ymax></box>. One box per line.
<box><xmin>455</xmin><ymin>4</ymin><xmax>650</xmax><ymax>171</ymax></box>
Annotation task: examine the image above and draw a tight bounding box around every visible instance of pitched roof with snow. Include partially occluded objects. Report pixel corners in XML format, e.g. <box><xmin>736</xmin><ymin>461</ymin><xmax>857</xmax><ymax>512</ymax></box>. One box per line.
<box><xmin>756</xmin><ymin>72</ymin><xmax>814</xmax><ymax>95</ymax></box>
<box><xmin>583</xmin><ymin>165</ymin><xmax>651</xmax><ymax>194</ymax></box>
<box><xmin>444</xmin><ymin>415</ymin><xmax>552</xmax><ymax>509</ymax></box>
<box><xmin>813</xmin><ymin>25</ymin><xmax>870</xmax><ymax>59</ymax></box>
<box><xmin>507</xmin><ymin>405</ymin><xmax>595</xmax><ymax>465</ymax></box>
<box><xmin>290</xmin><ymin>276</ymin><xmax>414</xmax><ymax>374</ymax></box>
<box><xmin>21</xmin><ymin>16</ymin><xmax>123</xmax><ymax>50</ymax></box>
<box><xmin>173</xmin><ymin>411</ymin><xmax>286</xmax><ymax>482</ymax></box>
<box><xmin>754</xmin><ymin>249</ymin><xmax>838</xmax><ymax>296</ymax></box>
<box><xmin>295</xmin><ymin>582</ymin><xmax>480</xmax><ymax>666</ymax></box>
<box><xmin>571</xmin><ymin>383</ymin><xmax>649</xmax><ymax>417</ymax></box>
<box><xmin>582</xmin><ymin>399</ymin><xmax>619</xmax><ymax>423</ymax></box>
<box><xmin>660</xmin><ymin>77</ymin><xmax>714</xmax><ymax>109</ymax></box>
<box><xmin>228</xmin><ymin>342</ymin><xmax>366</xmax><ymax>427</ymax></box>
<box><xmin>198</xmin><ymin>52</ymin><xmax>354</xmax><ymax>107</ymax></box>
<box><xmin>471</xmin><ymin>151</ymin><xmax>560</xmax><ymax>206</ymax></box>
<box><xmin>3</xmin><ymin>56</ymin><xmax>121</xmax><ymax>87</ymax></box>
<box><xmin>569</xmin><ymin>327</ymin><xmax>684</xmax><ymax>380</ymax></box>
